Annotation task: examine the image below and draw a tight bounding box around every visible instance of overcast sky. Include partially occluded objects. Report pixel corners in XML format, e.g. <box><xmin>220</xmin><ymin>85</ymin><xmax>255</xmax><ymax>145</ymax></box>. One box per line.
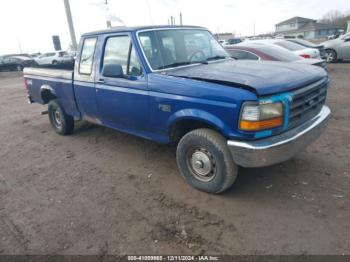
<box><xmin>0</xmin><ymin>0</ymin><xmax>349</xmax><ymax>55</ymax></box>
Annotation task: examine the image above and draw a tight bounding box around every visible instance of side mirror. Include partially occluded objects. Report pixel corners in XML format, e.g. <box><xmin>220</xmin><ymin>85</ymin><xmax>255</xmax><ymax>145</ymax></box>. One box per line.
<box><xmin>102</xmin><ymin>64</ymin><xmax>124</xmax><ymax>78</ymax></box>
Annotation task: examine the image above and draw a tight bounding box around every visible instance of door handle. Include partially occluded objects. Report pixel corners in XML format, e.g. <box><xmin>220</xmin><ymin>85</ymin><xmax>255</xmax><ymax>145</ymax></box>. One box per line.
<box><xmin>96</xmin><ymin>79</ymin><xmax>105</xmax><ymax>84</ymax></box>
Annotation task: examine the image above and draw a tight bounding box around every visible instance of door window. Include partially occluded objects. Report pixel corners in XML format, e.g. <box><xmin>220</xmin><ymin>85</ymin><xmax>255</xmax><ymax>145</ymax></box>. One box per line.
<box><xmin>103</xmin><ymin>35</ymin><xmax>142</xmax><ymax>77</ymax></box>
<box><xmin>79</xmin><ymin>37</ymin><xmax>97</xmax><ymax>75</ymax></box>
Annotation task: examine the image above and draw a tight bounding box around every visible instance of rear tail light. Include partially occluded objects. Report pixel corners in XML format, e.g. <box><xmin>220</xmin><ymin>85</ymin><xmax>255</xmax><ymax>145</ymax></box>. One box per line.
<box><xmin>24</xmin><ymin>78</ymin><xmax>28</xmax><ymax>90</ymax></box>
<box><xmin>300</xmin><ymin>54</ymin><xmax>311</xmax><ymax>59</ymax></box>
<box><xmin>24</xmin><ymin>78</ymin><xmax>29</xmax><ymax>90</ymax></box>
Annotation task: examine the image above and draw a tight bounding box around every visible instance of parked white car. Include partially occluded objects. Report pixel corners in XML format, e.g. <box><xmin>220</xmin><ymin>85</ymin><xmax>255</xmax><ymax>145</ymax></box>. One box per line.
<box><xmin>34</xmin><ymin>51</ymin><xmax>73</xmax><ymax>65</ymax></box>
<box><xmin>248</xmin><ymin>39</ymin><xmax>321</xmax><ymax>59</ymax></box>
<box><xmin>322</xmin><ymin>32</ymin><xmax>350</xmax><ymax>63</ymax></box>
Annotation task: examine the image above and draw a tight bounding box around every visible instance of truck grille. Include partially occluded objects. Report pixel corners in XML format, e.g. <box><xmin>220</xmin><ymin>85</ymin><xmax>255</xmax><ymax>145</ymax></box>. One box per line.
<box><xmin>288</xmin><ymin>78</ymin><xmax>327</xmax><ymax>130</ymax></box>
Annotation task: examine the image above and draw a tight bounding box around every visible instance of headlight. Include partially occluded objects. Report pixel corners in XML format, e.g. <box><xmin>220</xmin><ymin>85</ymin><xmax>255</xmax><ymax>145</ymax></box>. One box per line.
<box><xmin>239</xmin><ymin>102</ymin><xmax>283</xmax><ymax>131</ymax></box>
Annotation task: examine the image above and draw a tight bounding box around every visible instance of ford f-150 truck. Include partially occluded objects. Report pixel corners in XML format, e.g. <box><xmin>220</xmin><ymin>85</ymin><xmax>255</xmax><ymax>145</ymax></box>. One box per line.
<box><xmin>24</xmin><ymin>26</ymin><xmax>331</xmax><ymax>193</ymax></box>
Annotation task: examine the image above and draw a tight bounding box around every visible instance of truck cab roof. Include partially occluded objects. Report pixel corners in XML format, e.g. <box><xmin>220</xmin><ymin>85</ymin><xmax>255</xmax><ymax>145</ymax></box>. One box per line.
<box><xmin>82</xmin><ymin>25</ymin><xmax>206</xmax><ymax>37</ymax></box>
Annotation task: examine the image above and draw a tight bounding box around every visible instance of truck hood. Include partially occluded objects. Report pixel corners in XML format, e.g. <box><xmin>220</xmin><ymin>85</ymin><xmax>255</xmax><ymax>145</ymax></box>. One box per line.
<box><xmin>166</xmin><ymin>59</ymin><xmax>327</xmax><ymax>96</ymax></box>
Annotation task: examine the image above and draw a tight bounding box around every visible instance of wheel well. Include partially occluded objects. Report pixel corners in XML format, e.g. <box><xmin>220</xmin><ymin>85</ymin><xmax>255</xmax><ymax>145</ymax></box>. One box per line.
<box><xmin>41</xmin><ymin>89</ymin><xmax>56</xmax><ymax>104</ymax></box>
<box><xmin>325</xmin><ymin>48</ymin><xmax>337</xmax><ymax>54</ymax></box>
<box><xmin>169</xmin><ymin>119</ymin><xmax>221</xmax><ymax>143</ymax></box>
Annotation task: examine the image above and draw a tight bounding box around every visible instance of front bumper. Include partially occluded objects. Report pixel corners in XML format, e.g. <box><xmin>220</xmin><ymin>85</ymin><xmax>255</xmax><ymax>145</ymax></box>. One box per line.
<box><xmin>227</xmin><ymin>105</ymin><xmax>331</xmax><ymax>167</ymax></box>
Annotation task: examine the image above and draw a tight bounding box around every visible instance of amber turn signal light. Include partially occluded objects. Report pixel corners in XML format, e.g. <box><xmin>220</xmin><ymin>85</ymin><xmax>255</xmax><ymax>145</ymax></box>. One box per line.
<box><xmin>239</xmin><ymin>117</ymin><xmax>283</xmax><ymax>131</ymax></box>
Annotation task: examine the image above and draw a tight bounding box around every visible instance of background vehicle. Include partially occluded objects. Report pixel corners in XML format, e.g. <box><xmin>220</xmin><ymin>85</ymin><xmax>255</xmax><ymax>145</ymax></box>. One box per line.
<box><xmin>327</xmin><ymin>30</ymin><xmax>345</xmax><ymax>40</ymax></box>
<box><xmin>0</xmin><ymin>55</ymin><xmax>36</xmax><ymax>71</ymax></box>
<box><xmin>30</xmin><ymin>52</ymin><xmax>42</xmax><ymax>58</ymax></box>
<box><xmin>34</xmin><ymin>51</ymin><xmax>74</xmax><ymax>65</ymax></box>
<box><xmin>218</xmin><ymin>39</ymin><xmax>228</xmax><ymax>45</ymax></box>
<box><xmin>322</xmin><ymin>32</ymin><xmax>350</xmax><ymax>62</ymax></box>
<box><xmin>287</xmin><ymin>38</ymin><xmax>326</xmax><ymax>59</ymax></box>
<box><xmin>227</xmin><ymin>38</ymin><xmax>243</xmax><ymax>45</ymax></box>
<box><xmin>225</xmin><ymin>43</ymin><xmax>327</xmax><ymax>69</ymax></box>
<box><xmin>23</xmin><ymin>26</ymin><xmax>330</xmax><ymax>194</ymax></box>
<box><xmin>249</xmin><ymin>39</ymin><xmax>321</xmax><ymax>59</ymax></box>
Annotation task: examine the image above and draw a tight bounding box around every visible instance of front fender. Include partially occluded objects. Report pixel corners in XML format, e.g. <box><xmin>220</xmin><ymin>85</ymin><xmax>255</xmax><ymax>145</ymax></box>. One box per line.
<box><xmin>167</xmin><ymin>108</ymin><xmax>231</xmax><ymax>137</ymax></box>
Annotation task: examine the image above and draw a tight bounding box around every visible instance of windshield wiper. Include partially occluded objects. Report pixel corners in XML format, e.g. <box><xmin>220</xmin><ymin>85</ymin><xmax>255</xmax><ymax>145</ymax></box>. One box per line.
<box><xmin>157</xmin><ymin>56</ymin><xmax>227</xmax><ymax>70</ymax></box>
<box><xmin>206</xmin><ymin>55</ymin><xmax>228</xmax><ymax>62</ymax></box>
<box><xmin>158</xmin><ymin>61</ymin><xmax>193</xmax><ymax>70</ymax></box>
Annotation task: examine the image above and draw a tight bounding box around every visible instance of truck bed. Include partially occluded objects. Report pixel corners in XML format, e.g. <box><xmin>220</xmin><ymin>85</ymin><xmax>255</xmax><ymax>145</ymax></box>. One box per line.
<box><xmin>24</xmin><ymin>67</ymin><xmax>73</xmax><ymax>80</ymax></box>
<box><xmin>24</xmin><ymin>67</ymin><xmax>80</xmax><ymax>118</ymax></box>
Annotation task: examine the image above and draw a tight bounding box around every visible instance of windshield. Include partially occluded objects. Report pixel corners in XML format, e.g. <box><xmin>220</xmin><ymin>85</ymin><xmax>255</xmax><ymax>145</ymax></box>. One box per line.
<box><xmin>275</xmin><ymin>41</ymin><xmax>304</xmax><ymax>51</ymax></box>
<box><xmin>138</xmin><ymin>29</ymin><xmax>230</xmax><ymax>70</ymax></box>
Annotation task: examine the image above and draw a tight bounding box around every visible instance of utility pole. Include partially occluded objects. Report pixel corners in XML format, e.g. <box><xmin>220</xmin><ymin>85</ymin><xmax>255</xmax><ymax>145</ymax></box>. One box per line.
<box><xmin>145</xmin><ymin>0</ymin><xmax>154</xmax><ymax>25</ymax></box>
<box><xmin>16</xmin><ymin>37</ymin><xmax>23</xmax><ymax>53</ymax></box>
<box><xmin>105</xmin><ymin>0</ymin><xmax>112</xmax><ymax>28</ymax></box>
<box><xmin>179</xmin><ymin>12</ymin><xmax>183</xmax><ymax>26</ymax></box>
<box><xmin>63</xmin><ymin>0</ymin><xmax>77</xmax><ymax>50</ymax></box>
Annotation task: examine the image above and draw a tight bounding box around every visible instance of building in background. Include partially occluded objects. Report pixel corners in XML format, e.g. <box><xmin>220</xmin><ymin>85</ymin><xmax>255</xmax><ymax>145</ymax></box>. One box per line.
<box><xmin>214</xmin><ymin>33</ymin><xmax>235</xmax><ymax>41</ymax></box>
<box><xmin>275</xmin><ymin>16</ymin><xmax>342</xmax><ymax>39</ymax></box>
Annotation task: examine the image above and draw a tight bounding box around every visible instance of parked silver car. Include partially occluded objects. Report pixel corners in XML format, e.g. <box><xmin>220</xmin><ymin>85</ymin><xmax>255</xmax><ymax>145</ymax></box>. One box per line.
<box><xmin>323</xmin><ymin>32</ymin><xmax>350</xmax><ymax>63</ymax></box>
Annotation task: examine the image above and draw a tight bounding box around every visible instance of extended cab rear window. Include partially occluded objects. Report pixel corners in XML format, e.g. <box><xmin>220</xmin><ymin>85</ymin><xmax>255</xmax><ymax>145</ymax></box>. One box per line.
<box><xmin>79</xmin><ymin>37</ymin><xmax>97</xmax><ymax>75</ymax></box>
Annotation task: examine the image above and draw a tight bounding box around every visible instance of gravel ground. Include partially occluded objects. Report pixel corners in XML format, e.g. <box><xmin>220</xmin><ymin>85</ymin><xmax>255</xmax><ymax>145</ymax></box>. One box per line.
<box><xmin>0</xmin><ymin>64</ymin><xmax>349</xmax><ymax>255</ymax></box>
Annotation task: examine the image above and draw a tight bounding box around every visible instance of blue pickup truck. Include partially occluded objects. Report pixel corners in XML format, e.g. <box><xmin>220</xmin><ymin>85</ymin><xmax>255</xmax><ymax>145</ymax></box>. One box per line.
<box><xmin>24</xmin><ymin>26</ymin><xmax>331</xmax><ymax>193</ymax></box>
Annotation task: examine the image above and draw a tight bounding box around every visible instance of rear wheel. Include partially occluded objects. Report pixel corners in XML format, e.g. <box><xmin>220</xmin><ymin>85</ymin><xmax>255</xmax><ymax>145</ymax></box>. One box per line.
<box><xmin>176</xmin><ymin>128</ymin><xmax>238</xmax><ymax>193</ymax></box>
<box><xmin>325</xmin><ymin>49</ymin><xmax>337</xmax><ymax>63</ymax></box>
<box><xmin>48</xmin><ymin>99</ymin><xmax>74</xmax><ymax>135</ymax></box>
<box><xmin>16</xmin><ymin>65</ymin><xmax>23</xmax><ymax>71</ymax></box>
<box><xmin>52</xmin><ymin>60</ymin><xmax>58</xmax><ymax>65</ymax></box>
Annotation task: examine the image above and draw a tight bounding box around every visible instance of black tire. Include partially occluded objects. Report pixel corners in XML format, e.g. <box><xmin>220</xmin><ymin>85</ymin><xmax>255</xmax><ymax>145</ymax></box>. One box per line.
<box><xmin>52</xmin><ymin>60</ymin><xmax>58</xmax><ymax>65</ymax></box>
<box><xmin>176</xmin><ymin>128</ymin><xmax>238</xmax><ymax>193</ymax></box>
<box><xmin>48</xmin><ymin>99</ymin><xmax>74</xmax><ymax>135</ymax></box>
<box><xmin>16</xmin><ymin>65</ymin><xmax>23</xmax><ymax>71</ymax></box>
<box><xmin>325</xmin><ymin>49</ymin><xmax>337</xmax><ymax>63</ymax></box>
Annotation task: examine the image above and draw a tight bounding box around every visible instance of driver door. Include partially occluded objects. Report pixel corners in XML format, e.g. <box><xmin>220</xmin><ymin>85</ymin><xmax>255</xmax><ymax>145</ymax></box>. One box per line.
<box><xmin>95</xmin><ymin>34</ymin><xmax>149</xmax><ymax>132</ymax></box>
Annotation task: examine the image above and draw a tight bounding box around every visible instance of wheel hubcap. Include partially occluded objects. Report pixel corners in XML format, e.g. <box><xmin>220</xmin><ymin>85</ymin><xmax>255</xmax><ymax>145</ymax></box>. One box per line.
<box><xmin>53</xmin><ymin>110</ymin><xmax>62</xmax><ymax>127</ymax></box>
<box><xmin>188</xmin><ymin>148</ymin><xmax>216</xmax><ymax>181</ymax></box>
<box><xmin>326</xmin><ymin>53</ymin><xmax>333</xmax><ymax>62</ymax></box>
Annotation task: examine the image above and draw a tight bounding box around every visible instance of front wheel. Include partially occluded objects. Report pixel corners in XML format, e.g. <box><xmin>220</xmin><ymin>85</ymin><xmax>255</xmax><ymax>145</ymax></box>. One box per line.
<box><xmin>176</xmin><ymin>128</ymin><xmax>238</xmax><ymax>194</ymax></box>
<box><xmin>325</xmin><ymin>49</ymin><xmax>337</xmax><ymax>63</ymax></box>
<box><xmin>48</xmin><ymin>99</ymin><xmax>74</xmax><ymax>135</ymax></box>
